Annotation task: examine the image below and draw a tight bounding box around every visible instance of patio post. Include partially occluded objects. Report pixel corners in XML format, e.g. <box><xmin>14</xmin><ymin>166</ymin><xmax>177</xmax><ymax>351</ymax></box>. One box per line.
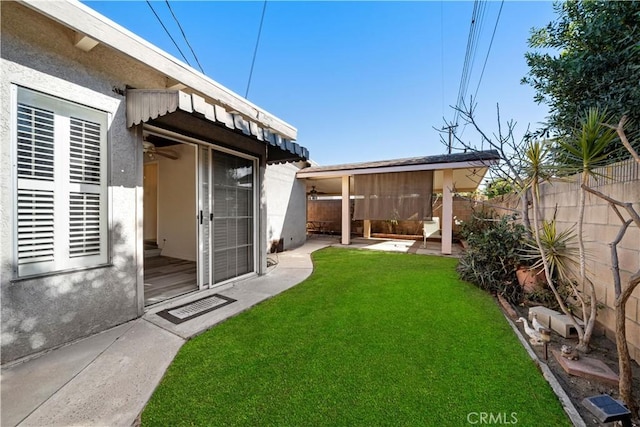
<box><xmin>442</xmin><ymin>169</ymin><xmax>453</xmax><ymax>254</ymax></box>
<box><xmin>363</xmin><ymin>219</ymin><xmax>371</xmax><ymax>238</ymax></box>
<box><xmin>341</xmin><ymin>175</ymin><xmax>350</xmax><ymax>245</ymax></box>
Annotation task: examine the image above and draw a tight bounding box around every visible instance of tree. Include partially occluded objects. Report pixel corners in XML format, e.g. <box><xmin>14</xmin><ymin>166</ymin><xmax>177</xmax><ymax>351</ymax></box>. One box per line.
<box><xmin>580</xmin><ymin>116</ymin><xmax>640</xmax><ymax>418</ymax></box>
<box><xmin>523</xmin><ymin>0</ymin><xmax>640</xmax><ymax>158</ymax></box>
<box><xmin>440</xmin><ymin>101</ymin><xmax>534</xmax><ymax>233</ymax></box>
<box><xmin>521</xmin><ymin>139</ymin><xmax>597</xmax><ymax>353</ymax></box>
<box><xmin>484</xmin><ymin>177</ymin><xmax>513</xmax><ymax>199</ymax></box>
<box><xmin>555</xmin><ymin>108</ymin><xmax>619</xmax><ymax>352</ymax></box>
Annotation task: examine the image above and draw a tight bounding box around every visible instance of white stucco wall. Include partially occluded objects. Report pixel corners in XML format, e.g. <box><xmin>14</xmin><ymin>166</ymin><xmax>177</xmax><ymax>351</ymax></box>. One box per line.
<box><xmin>264</xmin><ymin>162</ymin><xmax>308</xmax><ymax>251</ymax></box>
<box><xmin>1</xmin><ymin>3</ymin><xmax>143</xmax><ymax>363</ymax></box>
<box><xmin>0</xmin><ymin>1</ymin><xmax>304</xmax><ymax>363</ymax></box>
<box><xmin>156</xmin><ymin>144</ymin><xmax>197</xmax><ymax>261</ymax></box>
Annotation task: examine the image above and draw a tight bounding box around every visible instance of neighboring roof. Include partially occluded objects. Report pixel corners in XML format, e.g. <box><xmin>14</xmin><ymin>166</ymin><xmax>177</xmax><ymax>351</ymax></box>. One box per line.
<box><xmin>20</xmin><ymin>0</ymin><xmax>309</xmax><ymax>162</ymax></box>
<box><xmin>297</xmin><ymin>150</ymin><xmax>500</xmax><ymax>177</ymax></box>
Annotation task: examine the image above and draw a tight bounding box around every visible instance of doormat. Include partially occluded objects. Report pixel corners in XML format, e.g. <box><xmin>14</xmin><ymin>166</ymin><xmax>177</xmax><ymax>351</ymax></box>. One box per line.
<box><xmin>156</xmin><ymin>293</ymin><xmax>237</xmax><ymax>324</ymax></box>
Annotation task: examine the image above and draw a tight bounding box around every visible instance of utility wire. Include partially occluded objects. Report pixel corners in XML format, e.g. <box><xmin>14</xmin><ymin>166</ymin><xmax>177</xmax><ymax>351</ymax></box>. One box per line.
<box><xmin>146</xmin><ymin>0</ymin><xmax>191</xmax><ymax>66</ymax></box>
<box><xmin>453</xmin><ymin>0</ymin><xmax>486</xmax><ymax>128</ymax></box>
<box><xmin>165</xmin><ymin>0</ymin><xmax>205</xmax><ymax>74</ymax></box>
<box><xmin>473</xmin><ymin>0</ymin><xmax>504</xmax><ymax>100</ymax></box>
<box><xmin>459</xmin><ymin>0</ymin><xmax>503</xmax><ymax>142</ymax></box>
<box><xmin>245</xmin><ymin>0</ymin><xmax>268</xmax><ymax>98</ymax></box>
<box><xmin>440</xmin><ymin>0</ymin><xmax>445</xmax><ymax>117</ymax></box>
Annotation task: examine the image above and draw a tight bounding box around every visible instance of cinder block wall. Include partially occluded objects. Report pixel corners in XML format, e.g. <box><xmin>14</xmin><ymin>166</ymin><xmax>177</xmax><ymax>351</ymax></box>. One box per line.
<box><xmin>495</xmin><ymin>159</ymin><xmax>640</xmax><ymax>363</ymax></box>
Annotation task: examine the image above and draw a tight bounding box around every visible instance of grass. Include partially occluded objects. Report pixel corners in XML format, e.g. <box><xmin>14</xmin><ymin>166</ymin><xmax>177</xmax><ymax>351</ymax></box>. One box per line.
<box><xmin>142</xmin><ymin>248</ymin><xmax>570</xmax><ymax>426</ymax></box>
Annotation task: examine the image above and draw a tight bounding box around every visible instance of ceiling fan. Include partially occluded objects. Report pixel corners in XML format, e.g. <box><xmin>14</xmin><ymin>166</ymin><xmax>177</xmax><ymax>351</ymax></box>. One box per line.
<box><xmin>307</xmin><ymin>185</ymin><xmax>326</xmax><ymax>199</ymax></box>
<box><xmin>143</xmin><ymin>140</ymin><xmax>180</xmax><ymax>160</ymax></box>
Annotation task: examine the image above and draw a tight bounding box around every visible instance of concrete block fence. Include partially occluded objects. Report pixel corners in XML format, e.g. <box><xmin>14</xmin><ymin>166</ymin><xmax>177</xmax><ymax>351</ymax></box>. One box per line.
<box><xmin>494</xmin><ymin>159</ymin><xmax>640</xmax><ymax>363</ymax></box>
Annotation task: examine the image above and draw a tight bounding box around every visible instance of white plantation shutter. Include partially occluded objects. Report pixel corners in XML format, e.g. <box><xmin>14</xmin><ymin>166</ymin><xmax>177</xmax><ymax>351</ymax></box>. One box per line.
<box><xmin>69</xmin><ymin>117</ymin><xmax>102</xmax><ymax>184</ymax></box>
<box><xmin>17</xmin><ymin>104</ymin><xmax>55</xmax><ymax>180</ymax></box>
<box><xmin>16</xmin><ymin>104</ymin><xmax>57</xmax><ymax>271</ymax></box>
<box><xmin>17</xmin><ymin>189</ymin><xmax>55</xmax><ymax>265</ymax></box>
<box><xmin>69</xmin><ymin>193</ymin><xmax>101</xmax><ymax>257</ymax></box>
<box><xmin>15</xmin><ymin>87</ymin><xmax>108</xmax><ymax>277</ymax></box>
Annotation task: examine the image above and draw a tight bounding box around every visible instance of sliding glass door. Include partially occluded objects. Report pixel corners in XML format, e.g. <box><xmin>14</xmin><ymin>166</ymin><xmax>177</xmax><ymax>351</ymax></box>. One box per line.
<box><xmin>211</xmin><ymin>150</ymin><xmax>255</xmax><ymax>283</ymax></box>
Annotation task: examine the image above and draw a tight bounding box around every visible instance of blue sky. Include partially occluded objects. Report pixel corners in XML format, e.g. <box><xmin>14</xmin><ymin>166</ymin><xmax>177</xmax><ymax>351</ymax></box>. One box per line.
<box><xmin>84</xmin><ymin>1</ymin><xmax>557</xmax><ymax>165</ymax></box>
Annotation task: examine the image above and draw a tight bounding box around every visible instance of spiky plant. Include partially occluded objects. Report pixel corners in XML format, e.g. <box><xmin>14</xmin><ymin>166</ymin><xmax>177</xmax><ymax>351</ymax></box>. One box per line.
<box><xmin>555</xmin><ymin>108</ymin><xmax>619</xmax><ymax>351</ymax></box>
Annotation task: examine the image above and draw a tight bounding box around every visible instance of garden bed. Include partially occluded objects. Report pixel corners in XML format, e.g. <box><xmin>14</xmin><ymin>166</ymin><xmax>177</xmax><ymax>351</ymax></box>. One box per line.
<box><xmin>508</xmin><ymin>302</ymin><xmax>640</xmax><ymax>427</ymax></box>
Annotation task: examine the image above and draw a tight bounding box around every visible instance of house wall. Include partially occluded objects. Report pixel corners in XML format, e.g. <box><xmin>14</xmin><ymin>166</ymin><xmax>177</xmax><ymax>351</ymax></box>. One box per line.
<box><xmin>156</xmin><ymin>144</ymin><xmax>197</xmax><ymax>261</ymax></box>
<box><xmin>0</xmin><ymin>1</ymin><xmax>299</xmax><ymax>364</ymax></box>
<box><xmin>0</xmin><ymin>3</ymin><xmax>144</xmax><ymax>363</ymax></box>
<box><xmin>143</xmin><ymin>162</ymin><xmax>158</xmax><ymax>242</ymax></box>
<box><xmin>264</xmin><ymin>162</ymin><xmax>308</xmax><ymax>251</ymax></box>
<box><xmin>493</xmin><ymin>159</ymin><xmax>640</xmax><ymax>363</ymax></box>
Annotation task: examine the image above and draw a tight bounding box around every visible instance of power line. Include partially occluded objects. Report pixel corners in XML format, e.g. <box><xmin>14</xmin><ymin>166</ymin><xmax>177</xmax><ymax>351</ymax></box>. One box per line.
<box><xmin>246</xmin><ymin>0</ymin><xmax>268</xmax><ymax>99</ymax></box>
<box><xmin>145</xmin><ymin>0</ymin><xmax>191</xmax><ymax>66</ymax></box>
<box><xmin>458</xmin><ymin>0</ymin><xmax>503</xmax><ymax>142</ymax></box>
<box><xmin>452</xmin><ymin>0</ymin><xmax>487</xmax><ymax>128</ymax></box>
<box><xmin>165</xmin><ymin>1</ymin><xmax>205</xmax><ymax>74</ymax></box>
<box><xmin>473</xmin><ymin>0</ymin><xmax>504</xmax><ymax>100</ymax></box>
<box><xmin>440</xmin><ymin>0</ymin><xmax>445</xmax><ymax>117</ymax></box>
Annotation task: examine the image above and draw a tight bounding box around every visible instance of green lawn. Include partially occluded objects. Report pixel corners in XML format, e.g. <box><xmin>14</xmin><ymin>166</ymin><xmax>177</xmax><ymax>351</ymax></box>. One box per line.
<box><xmin>142</xmin><ymin>248</ymin><xmax>570</xmax><ymax>426</ymax></box>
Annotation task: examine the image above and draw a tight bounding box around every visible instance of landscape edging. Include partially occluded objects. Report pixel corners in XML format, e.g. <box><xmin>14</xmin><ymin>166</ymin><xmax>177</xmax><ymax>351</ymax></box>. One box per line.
<box><xmin>503</xmin><ymin>313</ymin><xmax>587</xmax><ymax>427</ymax></box>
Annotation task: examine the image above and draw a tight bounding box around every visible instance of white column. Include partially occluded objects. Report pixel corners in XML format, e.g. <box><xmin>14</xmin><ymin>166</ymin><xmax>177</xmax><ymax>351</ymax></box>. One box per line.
<box><xmin>341</xmin><ymin>175</ymin><xmax>350</xmax><ymax>245</ymax></box>
<box><xmin>442</xmin><ymin>169</ymin><xmax>453</xmax><ymax>255</ymax></box>
<box><xmin>363</xmin><ymin>219</ymin><xmax>371</xmax><ymax>239</ymax></box>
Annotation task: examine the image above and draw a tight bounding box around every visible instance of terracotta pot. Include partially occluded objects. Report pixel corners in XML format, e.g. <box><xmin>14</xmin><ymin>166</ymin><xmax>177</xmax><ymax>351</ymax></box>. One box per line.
<box><xmin>516</xmin><ymin>266</ymin><xmax>546</xmax><ymax>293</ymax></box>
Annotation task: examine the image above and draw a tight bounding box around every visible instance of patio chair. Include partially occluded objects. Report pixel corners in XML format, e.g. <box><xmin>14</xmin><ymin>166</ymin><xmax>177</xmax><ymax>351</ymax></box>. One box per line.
<box><xmin>423</xmin><ymin>217</ymin><xmax>440</xmax><ymax>248</ymax></box>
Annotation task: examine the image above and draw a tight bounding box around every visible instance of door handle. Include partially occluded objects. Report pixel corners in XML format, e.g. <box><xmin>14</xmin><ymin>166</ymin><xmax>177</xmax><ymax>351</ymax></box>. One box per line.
<box><xmin>199</xmin><ymin>210</ymin><xmax>203</xmax><ymax>224</ymax></box>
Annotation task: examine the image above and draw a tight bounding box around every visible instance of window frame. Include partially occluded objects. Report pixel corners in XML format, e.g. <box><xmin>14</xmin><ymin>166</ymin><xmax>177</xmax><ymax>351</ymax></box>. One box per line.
<box><xmin>12</xmin><ymin>85</ymin><xmax>110</xmax><ymax>279</ymax></box>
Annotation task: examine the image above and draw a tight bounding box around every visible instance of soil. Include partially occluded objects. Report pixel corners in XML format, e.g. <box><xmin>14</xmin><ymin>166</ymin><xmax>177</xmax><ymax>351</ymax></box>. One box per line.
<box><xmin>510</xmin><ymin>303</ymin><xmax>640</xmax><ymax>427</ymax></box>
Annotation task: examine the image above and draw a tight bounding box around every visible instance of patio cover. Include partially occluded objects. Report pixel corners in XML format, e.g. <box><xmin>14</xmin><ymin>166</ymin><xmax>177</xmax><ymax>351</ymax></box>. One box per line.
<box><xmin>298</xmin><ymin>150</ymin><xmax>501</xmax><ymax>252</ymax></box>
<box><xmin>126</xmin><ymin>89</ymin><xmax>309</xmax><ymax>164</ymax></box>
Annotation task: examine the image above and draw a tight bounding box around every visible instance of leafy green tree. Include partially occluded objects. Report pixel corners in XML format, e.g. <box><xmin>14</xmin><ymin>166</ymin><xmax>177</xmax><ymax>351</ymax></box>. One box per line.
<box><xmin>484</xmin><ymin>177</ymin><xmax>514</xmax><ymax>199</ymax></box>
<box><xmin>523</xmin><ymin>0</ymin><xmax>640</xmax><ymax>158</ymax></box>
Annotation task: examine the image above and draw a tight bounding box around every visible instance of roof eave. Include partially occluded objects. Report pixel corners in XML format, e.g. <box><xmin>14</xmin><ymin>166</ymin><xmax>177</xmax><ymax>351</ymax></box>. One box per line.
<box><xmin>297</xmin><ymin>158</ymin><xmax>499</xmax><ymax>178</ymax></box>
<box><xmin>19</xmin><ymin>0</ymin><xmax>297</xmax><ymax>140</ymax></box>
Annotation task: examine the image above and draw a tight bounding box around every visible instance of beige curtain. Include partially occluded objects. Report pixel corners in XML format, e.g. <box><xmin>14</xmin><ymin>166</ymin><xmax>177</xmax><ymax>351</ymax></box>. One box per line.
<box><xmin>353</xmin><ymin>171</ymin><xmax>433</xmax><ymax>220</ymax></box>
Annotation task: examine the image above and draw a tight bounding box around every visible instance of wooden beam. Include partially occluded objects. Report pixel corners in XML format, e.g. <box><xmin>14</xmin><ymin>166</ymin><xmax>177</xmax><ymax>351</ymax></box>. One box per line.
<box><xmin>363</xmin><ymin>219</ymin><xmax>371</xmax><ymax>239</ymax></box>
<box><xmin>341</xmin><ymin>175</ymin><xmax>350</xmax><ymax>245</ymax></box>
<box><xmin>442</xmin><ymin>169</ymin><xmax>453</xmax><ymax>255</ymax></box>
<box><xmin>74</xmin><ymin>32</ymin><xmax>98</xmax><ymax>52</ymax></box>
<box><xmin>166</xmin><ymin>78</ymin><xmax>186</xmax><ymax>90</ymax></box>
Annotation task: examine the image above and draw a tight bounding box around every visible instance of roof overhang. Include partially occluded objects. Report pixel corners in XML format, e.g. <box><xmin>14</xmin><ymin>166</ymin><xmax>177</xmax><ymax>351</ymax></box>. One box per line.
<box><xmin>127</xmin><ymin>89</ymin><xmax>308</xmax><ymax>163</ymax></box>
<box><xmin>297</xmin><ymin>150</ymin><xmax>500</xmax><ymax>193</ymax></box>
<box><xmin>297</xmin><ymin>151</ymin><xmax>500</xmax><ymax>178</ymax></box>
<box><xmin>20</xmin><ymin>0</ymin><xmax>308</xmax><ymax>163</ymax></box>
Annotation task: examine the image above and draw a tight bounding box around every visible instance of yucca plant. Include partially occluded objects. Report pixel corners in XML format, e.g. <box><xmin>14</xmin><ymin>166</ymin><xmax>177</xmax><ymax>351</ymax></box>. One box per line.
<box><xmin>522</xmin><ymin>139</ymin><xmax>592</xmax><ymax>351</ymax></box>
<box><xmin>522</xmin><ymin>218</ymin><xmax>579</xmax><ymax>284</ymax></box>
<box><xmin>555</xmin><ymin>108</ymin><xmax>619</xmax><ymax>352</ymax></box>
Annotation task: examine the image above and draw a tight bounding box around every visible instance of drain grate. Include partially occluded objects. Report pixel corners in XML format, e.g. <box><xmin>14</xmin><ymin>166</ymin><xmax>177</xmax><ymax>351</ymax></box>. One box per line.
<box><xmin>156</xmin><ymin>293</ymin><xmax>236</xmax><ymax>324</ymax></box>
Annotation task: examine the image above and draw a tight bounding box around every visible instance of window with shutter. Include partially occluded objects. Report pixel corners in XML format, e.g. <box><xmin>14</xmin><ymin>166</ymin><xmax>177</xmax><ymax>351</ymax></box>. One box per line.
<box><xmin>14</xmin><ymin>87</ymin><xmax>108</xmax><ymax>277</ymax></box>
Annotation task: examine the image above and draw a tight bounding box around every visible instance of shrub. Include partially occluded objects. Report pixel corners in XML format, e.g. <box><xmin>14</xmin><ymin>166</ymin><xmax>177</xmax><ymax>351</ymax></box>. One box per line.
<box><xmin>457</xmin><ymin>210</ymin><xmax>526</xmax><ymax>304</ymax></box>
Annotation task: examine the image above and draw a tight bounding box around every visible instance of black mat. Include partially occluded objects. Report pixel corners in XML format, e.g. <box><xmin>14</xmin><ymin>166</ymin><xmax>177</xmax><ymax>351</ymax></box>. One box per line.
<box><xmin>156</xmin><ymin>293</ymin><xmax>237</xmax><ymax>324</ymax></box>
